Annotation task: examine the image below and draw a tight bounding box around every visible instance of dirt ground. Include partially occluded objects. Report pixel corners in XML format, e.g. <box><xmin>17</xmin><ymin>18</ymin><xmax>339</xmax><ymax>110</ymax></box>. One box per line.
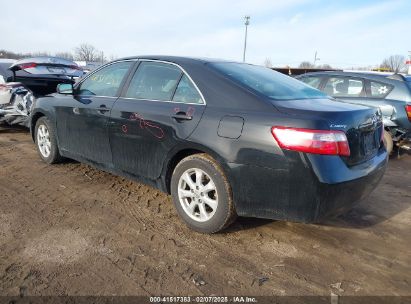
<box><xmin>0</xmin><ymin>128</ymin><xmax>410</xmax><ymax>297</ymax></box>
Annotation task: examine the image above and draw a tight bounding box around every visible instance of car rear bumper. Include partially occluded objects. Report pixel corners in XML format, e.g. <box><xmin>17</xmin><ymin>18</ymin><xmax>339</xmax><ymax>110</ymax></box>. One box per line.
<box><xmin>314</xmin><ymin>159</ymin><xmax>386</xmax><ymax>221</ymax></box>
<box><xmin>227</xmin><ymin>147</ymin><xmax>388</xmax><ymax>223</ymax></box>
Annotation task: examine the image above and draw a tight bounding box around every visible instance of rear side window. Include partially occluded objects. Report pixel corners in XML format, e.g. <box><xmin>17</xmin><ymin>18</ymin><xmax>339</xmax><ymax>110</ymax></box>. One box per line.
<box><xmin>210</xmin><ymin>62</ymin><xmax>326</xmax><ymax>100</ymax></box>
<box><xmin>173</xmin><ymin>75</ymin><xmax>203</xmax><ymax>104</ymax></box>
<box><xmin>125</xmin><ymin>62</ymin><xmax>182</xmax><ymax>101</ymax></box>
<box><xmin>78</xmin><ymin>61</ymin><xmax>133</xmax><ymax>97</ymax></box>
<box><xmin>323</xmin><ymin>77</ymin><xmax>364</xmax><ymax>97</ymax></box>
<box><xmin>369</xmin><ymin>81</ymin><xmax>393</xmax><ymax>98</ymax></box>
<box><xmin>299</xmin><ymin>76</ymin><xmax>322</xmax><ymax>89</ymax></box>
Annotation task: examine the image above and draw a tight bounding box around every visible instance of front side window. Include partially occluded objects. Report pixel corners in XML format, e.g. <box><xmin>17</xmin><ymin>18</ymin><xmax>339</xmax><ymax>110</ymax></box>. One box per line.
<box><xmin>78</xmin><ymin>61</ymin><xmax>133</xmax><ymax>97</ymax></box>
<box><xmin>210</xmin><ymin>62</ymin><xmax>326</xmax><ymax>100</ymax></box>
<box><xmin>300</xmin><ymin>76</ymin><xmax>322</xmax><ymax>89</ymax></box>
<box><xmin>324</xmin><ymin>77</ymin><xmax>364</xmax><ymax>97</ymax></box>
<box><xmin>173</xmin><ymin>75</ymin><xmax>203</xmax><ymax>104</ymax></box>
<box><xmin>125</xmin><ymin>62</ymin><xmax>182</xmax><ymax>101</ymax></box>
<box><xmin>370</xmin><ymin>81</ymin><xmax>393</xmax><ymax>98</ymax></box>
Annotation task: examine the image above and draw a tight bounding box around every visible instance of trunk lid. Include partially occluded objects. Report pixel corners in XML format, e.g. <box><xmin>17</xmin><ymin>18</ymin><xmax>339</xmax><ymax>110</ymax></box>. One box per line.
<box><xmin>9</xmin><ymin>57</ymin><xmax>84</xmax><ymax>77</ymax></box>
<box><xmin>271</xmin><ymin>98</ymin><xmax>384</xmax><ymax>165</ymax></box>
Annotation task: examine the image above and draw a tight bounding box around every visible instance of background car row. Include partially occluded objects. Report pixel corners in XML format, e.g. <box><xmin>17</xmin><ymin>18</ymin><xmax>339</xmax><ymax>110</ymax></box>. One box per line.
<box><xmin>296</xmin><ymin>71</ymin><xmax>411</xmax><ymax>155</ymax></box>
<box><xmin>0</xmin><ymin>57</ymin><xmax>84</xmax><ymax>127</ymax></box>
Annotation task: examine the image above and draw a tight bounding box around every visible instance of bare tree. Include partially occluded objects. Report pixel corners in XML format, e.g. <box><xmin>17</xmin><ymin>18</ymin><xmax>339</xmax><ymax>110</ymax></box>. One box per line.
<box><xmin>380</xmin><ymin>55</ymin><xmax>406</xmax><ymax>73</ymax></box>
<box><xmin>74</xmin><ymin>43</ymin><xmax>99</xmax><ymax>62</ymax></box>
<box><xmin>55</xmin><ymin>52</ymin><xmax>74</xmax><ymax>60</ymax></box>
<box><xmin>263</xmin><ymin>57</ymin><xmax>273</xmax><ymax>68</ymax></box>
<box><xmin>0</xmin><ymin>50</ymin><xmax>24</xmax><ymax>59</ymax></box>
<box><xmin>318</xmin><ymin>64</ymin><xmax>333</xmax><ymax>69</ymax></box>
<box><xmin>30</xmin><ymin>51</ymin><xmax>51</xmax><ymax>57</ymax></box>
<box><xmin>298</xmin><ymin>61</ymin><xmax>315</xmax><ymax>69</ymax></box>
<box><xmin>109</xmin><ymin>54</ymin><xmax>118</xmax><ymax>61</ymax></box>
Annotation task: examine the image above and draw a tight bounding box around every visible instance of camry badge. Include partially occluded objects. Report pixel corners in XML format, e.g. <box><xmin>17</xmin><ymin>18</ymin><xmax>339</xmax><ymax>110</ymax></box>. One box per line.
<box><xmin>330</xmin><ymin>124</ymin><xmax>347</xmax><ymax>128</ymax></box>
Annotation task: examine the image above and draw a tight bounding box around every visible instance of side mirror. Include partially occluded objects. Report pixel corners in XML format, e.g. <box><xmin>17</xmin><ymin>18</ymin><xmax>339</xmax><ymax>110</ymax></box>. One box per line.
<box><xmin>57</xmin><ymin>83</ymin><xmax>73</xmax><ymax>94</ymax></box>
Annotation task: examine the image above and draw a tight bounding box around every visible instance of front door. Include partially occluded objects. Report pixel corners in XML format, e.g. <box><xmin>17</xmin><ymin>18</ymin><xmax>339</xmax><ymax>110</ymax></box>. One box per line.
<box><xmin>109</xmin><ymin>60</ymin><xmax>206</xmax><ymax>179</ymax></box>
<box><xmin>56</xmin><ymin>61</ymin><xmax>134</xmax><ymax>165</ymax></box>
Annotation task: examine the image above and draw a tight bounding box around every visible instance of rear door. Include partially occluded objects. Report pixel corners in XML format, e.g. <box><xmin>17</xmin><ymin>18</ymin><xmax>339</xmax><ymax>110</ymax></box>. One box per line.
<box><xmin>56</xmin><ymin>61</ymin><xmax>134</xmax><ymax>164</ymax></box>
<box><xmin>364</xmin><ymin>80</ymin><xmax>396</xmax><ymax>119</ymax></box>
<box><xmin>298</xmin><ymin>75</ymin><xmax>325</xmax><ymax>89</ymax></box>
<box><xmin>323</xmin><ymin>76</ymin><xmax>396</xmax><ymax>123</ymax></box>
<box><xmin>321</xmin><ymin>76</ymin><xmax>367</xmax><ymax>101</ymax></box>
<box><xmin>109</xmin><ymin>60</ymin><xmax>206</xmax><ymax>179</ymax></box>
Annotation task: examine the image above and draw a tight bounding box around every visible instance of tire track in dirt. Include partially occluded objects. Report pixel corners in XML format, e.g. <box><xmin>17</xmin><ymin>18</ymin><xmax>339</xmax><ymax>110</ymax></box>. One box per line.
<box><xmin>0</xmin><ymin>131</ymin><xmax>410</xmax><ymax>296</ymax></box>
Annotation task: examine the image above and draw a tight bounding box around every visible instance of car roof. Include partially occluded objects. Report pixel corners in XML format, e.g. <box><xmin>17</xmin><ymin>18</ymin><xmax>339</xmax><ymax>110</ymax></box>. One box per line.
<box><xmin>115</xmin><ymin>55</ymin><xmax>239</xmax><ymax>66</ymax></box>
<box><xmin>298</xmin><ymin>70</ymin><xmax>407</xmax><ymax>82</ymax></box>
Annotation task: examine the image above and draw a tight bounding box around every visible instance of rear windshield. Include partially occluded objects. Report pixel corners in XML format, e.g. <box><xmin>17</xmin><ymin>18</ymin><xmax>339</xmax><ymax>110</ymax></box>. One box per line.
<box><xmin>210</xmin><ymin>62</ymin><xmax>327</xmax><ymax>100</ymax></box>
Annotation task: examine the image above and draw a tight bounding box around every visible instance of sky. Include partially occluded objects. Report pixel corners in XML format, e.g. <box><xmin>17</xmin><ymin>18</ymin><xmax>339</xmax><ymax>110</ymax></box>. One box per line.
<box><xmin>1</xmin><ymin>0</ymin><xmax>410</xmax><ymax>68</ymax></box>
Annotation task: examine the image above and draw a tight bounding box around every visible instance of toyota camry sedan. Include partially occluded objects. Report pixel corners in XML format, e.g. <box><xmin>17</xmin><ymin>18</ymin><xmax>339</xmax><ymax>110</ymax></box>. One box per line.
<box><xmin>30</xmin><ymin>56</ymin><xmax>388</xmax><ymax>233</ymax></box>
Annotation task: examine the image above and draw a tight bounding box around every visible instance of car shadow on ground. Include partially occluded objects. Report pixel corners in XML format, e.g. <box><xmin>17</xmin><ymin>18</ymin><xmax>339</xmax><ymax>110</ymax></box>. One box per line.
<box><xmin>324</xmin><ymin>200</ymin><xmax>410</xmax><ymax>229</ymax></box>
<box><xmin>322</xmin><ymin>156</ymin><xmax>411</xmax><ymax>229</ymax></box>
<box><xmin>0</xmin><ymin>125</ymin><xmax>29</xmax><ymax>134</ymax></box>
<box><xmin>224</xmin><ymin>217</ymin><xmax>275</xmax><ymax>233</ymax></box>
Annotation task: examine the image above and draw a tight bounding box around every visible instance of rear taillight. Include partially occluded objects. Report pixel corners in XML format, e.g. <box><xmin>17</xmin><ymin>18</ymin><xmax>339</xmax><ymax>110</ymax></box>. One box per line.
<box><xmin>271</xmin><ymin>127</ymin><xmax>350</xmax><ymax>157</ymax></box>
<box><xmin>19</xmin><ymin>62</ymin><xmax>37</xmax><ymax>70</ymax></box>
<box><xmin>406</xmin><ymin>105</ymin><xmax>411</xmax><ymax>122</ymax></box>
<box><xmin>69</xmin><ymin>65</ymin><xmax>81</xmax><ymax>70</ymax></box>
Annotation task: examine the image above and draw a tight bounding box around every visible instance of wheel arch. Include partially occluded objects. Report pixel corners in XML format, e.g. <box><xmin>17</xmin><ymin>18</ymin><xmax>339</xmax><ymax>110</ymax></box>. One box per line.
<box><xmin>30</xmin><ymin>111</ymin><xmax>46</xmax><ymax>142</ymax></box>
<box><xmin>161</xmin><ymin>144</ymin><xmax>231</xmax><ymax>194</ymax></box>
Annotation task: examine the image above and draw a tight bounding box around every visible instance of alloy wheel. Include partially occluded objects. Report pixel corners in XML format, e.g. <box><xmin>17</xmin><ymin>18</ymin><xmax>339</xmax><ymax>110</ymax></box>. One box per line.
<box><xmin>177</xmin><ymin>168</ymin><xmax>218</xmax><ymax>222</ymax></box>
<box><xmin>37</xmin><ymin>124</ymin><xmax>51</xmax><ymax>158</ymax></box>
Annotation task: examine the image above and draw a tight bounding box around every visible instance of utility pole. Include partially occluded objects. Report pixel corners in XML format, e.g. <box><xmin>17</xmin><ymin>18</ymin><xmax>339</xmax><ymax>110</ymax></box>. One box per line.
<box><xmin>243</xmin><ymin>16</ymin><xmax>250</xmax><ymax>62</ymax></box>
<box><xmin>313</xmin><ymin>51</ymin><xmax>320</xmax><ymax>66</ymax></box>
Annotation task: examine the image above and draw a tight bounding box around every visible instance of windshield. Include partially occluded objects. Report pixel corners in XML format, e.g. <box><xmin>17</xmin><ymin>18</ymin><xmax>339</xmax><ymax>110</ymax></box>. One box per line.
<box><xmin>210</xmin><ymin>62</ymin><xmax>327</xmax><ymax>100</ymax></box>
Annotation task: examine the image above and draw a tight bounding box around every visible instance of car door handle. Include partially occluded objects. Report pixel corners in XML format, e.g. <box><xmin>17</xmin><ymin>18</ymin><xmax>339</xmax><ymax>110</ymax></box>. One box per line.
<box><xmin>97</xmin><ymin>105</ymin><xmax>110</xmax><ymax>112</ymax></box>
<box><xmin>172</xmin><ymin>113</ymin><xmax>192</xmax><ymax>121</ymax></box>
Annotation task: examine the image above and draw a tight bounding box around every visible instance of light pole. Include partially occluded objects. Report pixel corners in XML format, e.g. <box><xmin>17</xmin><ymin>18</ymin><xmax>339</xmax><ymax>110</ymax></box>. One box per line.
<box><xmin>313</xmin><ymin>51</ymin><xmax>320</xmax><ymax>67</ymax></box>
<box><xmin>243</xmin><ymin>16</ymin><xmax>250</xmax><ymax>62</ymax></box>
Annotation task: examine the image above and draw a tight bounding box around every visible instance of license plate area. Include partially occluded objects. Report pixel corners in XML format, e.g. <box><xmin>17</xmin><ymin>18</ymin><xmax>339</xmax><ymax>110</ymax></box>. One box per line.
<box><xmin>362</xmin><ymin>130</ymin><xmax>378</xmax><ymax>156</ymax></box>
<box><xmin>47</xmin><ymin>67</ymin><xmax>66</xmax><ymax>74</ymax></box>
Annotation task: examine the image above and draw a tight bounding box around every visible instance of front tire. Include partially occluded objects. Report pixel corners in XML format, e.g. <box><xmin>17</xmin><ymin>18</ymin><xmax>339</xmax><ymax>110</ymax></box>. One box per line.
<box><xmin>171</xmin><ymin>154</ymin><xmax>237</xmax><ymax>233</ymax></box>
<box><xmin>34</xmin><ymin>117</ymin><xmax>63</xmax><ymax>164</ymax></box>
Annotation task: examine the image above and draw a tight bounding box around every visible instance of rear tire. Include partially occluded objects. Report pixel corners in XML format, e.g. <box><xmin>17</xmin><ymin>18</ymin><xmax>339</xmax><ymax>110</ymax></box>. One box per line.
<box><xmin>170</xmin><ymin>153</ymin><xmax>237</xmax><ymax>233</ymax></box>
<box><xmin>383</xmin><ymin>130</ymin><xmax>393</xmax><ymax>155</ymax></box>
<box><xmin>34</xmin><ymin>117</ymin><xmax>63</xmax><ymax>164</ymax></box>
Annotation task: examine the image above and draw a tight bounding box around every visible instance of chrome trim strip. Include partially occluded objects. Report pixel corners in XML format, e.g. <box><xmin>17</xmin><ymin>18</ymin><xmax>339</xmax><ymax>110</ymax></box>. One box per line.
<box><xmin>79</xmin><ymin>95</ymin><xmax>118</xmax><ymax>99</ymax></box>
<box><xmin>119</xmin><ymin>96</ymin><xmax>204</xmax><ymax>106</ymax></box>
<box><xmin>76</xmin><ymin>58</ymin><xmax>207</xmax><ymax>106</ymax></box>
